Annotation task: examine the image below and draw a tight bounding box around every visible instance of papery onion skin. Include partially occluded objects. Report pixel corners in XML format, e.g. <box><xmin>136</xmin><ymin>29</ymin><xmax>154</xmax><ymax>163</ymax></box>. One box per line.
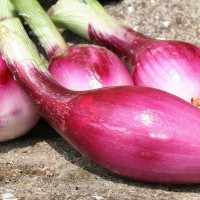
<box><xmin>0</xmin><ymin>54</ymin><xmax>39</xmax><ymax>142</ymax></box>
<box><xmin>1</xmin><ymin>18</ymin><xmax>200</xmax><ymax>184</ymax></box>
<box><xmin>49</xmin><ymin>0</ymin><xmax>200</xmax><ymax>102</ymax></box>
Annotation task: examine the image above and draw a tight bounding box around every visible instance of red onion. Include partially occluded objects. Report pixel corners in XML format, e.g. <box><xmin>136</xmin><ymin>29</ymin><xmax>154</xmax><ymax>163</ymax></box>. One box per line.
<box><xmin>2</xmin><ymin>18</ymin><xmax>200</xmax><ymax>184</ymax></box>
<box><xmin>0</xmin><ymin>0</ymin><xmax>39</xmax><ymax>142</ymax></box>
<box><xmin>49</xmin><ymin>44</ymin><xmax>133</xmax><ymax>90</ymax></box>
<box><xmin>49</xmin><ymin>0</ymin><xmax>200</xmax><ymax>102</ymax></box>
<box><xmin>11</xmin><ymin>0</ymin><xmax>133</xmax><ymax>91</ymax></box>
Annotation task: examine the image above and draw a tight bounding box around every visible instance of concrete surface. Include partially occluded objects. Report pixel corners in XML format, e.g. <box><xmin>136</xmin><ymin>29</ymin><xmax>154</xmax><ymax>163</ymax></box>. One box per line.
<box><xmin>1</xmin><ymin>0</ymin><xmax>200</xmax><ymax>199</ymax></box>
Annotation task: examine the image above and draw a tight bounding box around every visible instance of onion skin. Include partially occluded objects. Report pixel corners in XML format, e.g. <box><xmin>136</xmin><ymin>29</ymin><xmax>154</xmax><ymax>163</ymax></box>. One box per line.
<box><xmin>2</xmin><ymin>18</ymin><xmax>200</xmax><ymax>184</ymax></box>
<box><xmin>49</xmin><ymin>44</ymin><xmax>133</xmax><ymax>90</ymax></box>
<box><xmin>0</xmin><ymin>54</ymin><xmax>40</xmax><ymax>142</ymax></box>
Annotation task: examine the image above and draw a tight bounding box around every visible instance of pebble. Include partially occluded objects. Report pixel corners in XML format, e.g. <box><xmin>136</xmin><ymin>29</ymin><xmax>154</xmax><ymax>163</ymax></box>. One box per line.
<box><xmin>163</xmin><ymin>20</ymin><xmax>171</xmax><ymax>27</ymax></box>
<box><xmin>128</xmin><ymin>6</ymin><xmax>133</xmax><ymax>13</ymax></box>
<box><xmin>1</xmin><ymin>193</ymin><xmax>18</xmax><ymax>200</ymax></box>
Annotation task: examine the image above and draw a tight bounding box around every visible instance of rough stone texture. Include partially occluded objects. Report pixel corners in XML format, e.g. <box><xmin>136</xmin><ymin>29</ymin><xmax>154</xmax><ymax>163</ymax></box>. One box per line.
<box><xmin>1</xmin><ymin>0</ymin><xmax>200</xmax><ymax>199</ymax></box>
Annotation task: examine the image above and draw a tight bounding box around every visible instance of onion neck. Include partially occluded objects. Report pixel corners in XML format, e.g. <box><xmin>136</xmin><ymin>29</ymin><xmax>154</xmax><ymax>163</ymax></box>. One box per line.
<box><xmin>49</xmin><ymin>0</ymin><xmax>91</xmax><ymax>41</ymax></box>
<box><xmin>0</xmin><ymin>18</ymin><xmax>74</xmax><ymax>103</ymax></box>
<box><xmin>88</xmin><ymin>25</ymin><xmax>153</xmax><ymax>66</ymax></box>
<box><xmin>49</xmin><ymin>0</ymin><xmax>154</xmax><ymax>66</ymax></box>
<box><xmin>0</xmin><ymin>0</ymin><xmax>16</xmax><ymax>20</ymax></box>
<box><xmin>11</xmin><ymin>0</ymin><xmax>68</xmax><ymax>60</ymax></box>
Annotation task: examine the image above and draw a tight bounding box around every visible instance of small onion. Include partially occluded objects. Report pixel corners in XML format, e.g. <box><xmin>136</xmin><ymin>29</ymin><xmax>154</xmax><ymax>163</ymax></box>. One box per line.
<box><xmin>11</xmin><ymin>0</ymin><xmax>133</xmax><ymax>91</ymax></box>
<box><xmin>0</xmin><ymin>0</ymin><xmax>39</xmax><ymax>142</ymax></box>
<box><xmin>0</xmin><ymin>53</ymin><xmax>39</xmax><ymax>142</ymax></box>
<box><xmin>49</xmin><ymin>44</ymin><xmax>133</xmax><ymax>90</ymax></box>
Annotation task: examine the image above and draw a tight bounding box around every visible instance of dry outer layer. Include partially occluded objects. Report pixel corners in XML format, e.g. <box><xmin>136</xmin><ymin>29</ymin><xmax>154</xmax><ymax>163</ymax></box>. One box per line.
<box><xmin>1</xmin><ymin>0</ymin><xmax>200</xmax><ymax>199</ymax></box>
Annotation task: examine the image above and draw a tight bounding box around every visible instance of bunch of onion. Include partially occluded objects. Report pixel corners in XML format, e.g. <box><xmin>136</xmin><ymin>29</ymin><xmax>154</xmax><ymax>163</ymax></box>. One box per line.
<box><xmin>49</xmin><ymin>0</ymin><xmax>200</xmax><ymax>103</ymax></box>
<box><xmin>11</xmin><ymin>0</ymin><xmax>133</xmax><ymax>91</ymax></box>
<box><xmin>0</xmin><ymin>0</ymin><xmax>40</xmax><ymax>142</ymax></box>
<box><xmin>2</xmin><ymin>18</ymin><xmax>200</xmax><ymax>184</ymax></box>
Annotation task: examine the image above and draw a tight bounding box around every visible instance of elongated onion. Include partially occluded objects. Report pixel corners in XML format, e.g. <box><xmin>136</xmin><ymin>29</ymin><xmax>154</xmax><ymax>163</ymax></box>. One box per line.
<box><xmin>1</xmin><ymin>18</ymin><xmax>200</xmax><ymax>184</ymax></box>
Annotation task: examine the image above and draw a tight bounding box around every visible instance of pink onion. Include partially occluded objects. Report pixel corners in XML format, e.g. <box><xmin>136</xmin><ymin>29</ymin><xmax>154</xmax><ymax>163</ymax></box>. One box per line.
<box><xmin>49</xmin><ymin>0</ymin><xmax>200</xmax><ymax>102</ymax></box>
<box><xmin>0</xmin><ymin>0</ymin><xmax>39</xmax><ymax>142</ymax></box>
<box><xmin>1</xmin><ymin>17</ymin><xmax>200</xmax><ymax>184</ymax></box>
<box><xmin>11</xmin><ymin>0</ymin><xmax>133</xmax><ymax>91</ymax></box>
<box><xmin>49</xmin><ymin>44</ymin><xmax>133</xmax><ymax>90</ymax></box>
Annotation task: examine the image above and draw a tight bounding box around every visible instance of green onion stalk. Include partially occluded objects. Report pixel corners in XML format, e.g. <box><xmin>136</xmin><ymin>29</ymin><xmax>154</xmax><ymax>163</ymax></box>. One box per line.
<box><xmin>0</xmin><ymin>0</ymin><xmax>16</xmax><ymax>20</ymax></box>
